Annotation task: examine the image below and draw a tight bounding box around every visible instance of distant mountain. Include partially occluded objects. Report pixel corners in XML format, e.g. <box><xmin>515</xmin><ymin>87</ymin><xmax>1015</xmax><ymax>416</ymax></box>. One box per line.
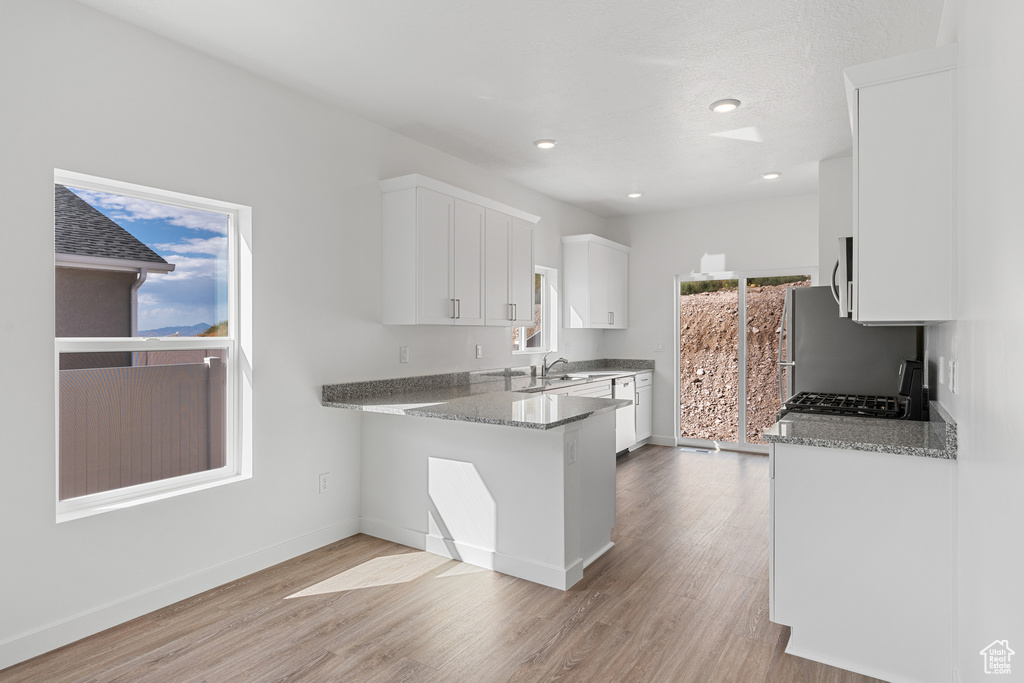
<box><xmin>138</xmin><ymin>323</ymin><xmax>213</xmax><ymax>337</ymax></box>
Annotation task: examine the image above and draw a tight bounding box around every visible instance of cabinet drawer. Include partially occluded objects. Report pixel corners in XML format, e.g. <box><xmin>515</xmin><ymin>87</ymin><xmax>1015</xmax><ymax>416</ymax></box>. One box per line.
<box><xmin>635</xmin><ymin>372</ymin><xmax>652</xmax><ymax>388</ymax></box>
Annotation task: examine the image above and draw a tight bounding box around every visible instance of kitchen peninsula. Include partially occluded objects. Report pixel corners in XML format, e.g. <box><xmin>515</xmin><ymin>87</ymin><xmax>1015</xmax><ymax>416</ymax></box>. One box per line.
<box><xmin>322</xmin><ymin>361</ymin><xmax>652</xmax><ymax>589</ymax></box>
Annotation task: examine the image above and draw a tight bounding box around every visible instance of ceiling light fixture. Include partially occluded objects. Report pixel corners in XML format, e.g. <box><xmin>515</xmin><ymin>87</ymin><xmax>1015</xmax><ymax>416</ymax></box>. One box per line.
<box><xmin>534</xmin><ymin>139</ymin><xmax>557</xmax><ymax>149</ymax></box>
<box><xmin>710</xmin><ymin>99</ymin><xmax>741</xmax><ymax>113</ymax></box>
<box><xmin>627</xmin><ymin>192</ymin><xmax>644</xmax><ymax>199</ymax></box>
<box><xmin>761</xmin><ymin>171</ymin><xmax>782</xmax><ymax>180</ymax></box>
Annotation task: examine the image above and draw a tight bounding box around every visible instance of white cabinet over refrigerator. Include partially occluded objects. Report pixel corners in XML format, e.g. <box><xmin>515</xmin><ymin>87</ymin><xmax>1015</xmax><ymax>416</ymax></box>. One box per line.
<box><xmin>843</xmin><ymin>44</ymin><xmax>956</xmax><ymax>325</ymax></box>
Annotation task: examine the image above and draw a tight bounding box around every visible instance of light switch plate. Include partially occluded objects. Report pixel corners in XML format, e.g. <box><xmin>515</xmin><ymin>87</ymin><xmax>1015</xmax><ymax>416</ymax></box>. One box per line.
<box><xmin>399</xmin><ymin>346</ymin><xmax>409</xmax><ymax>363</ymax></box>
<box><xmin>476</xmin><ymin>344</ymin><xmax>483</xmax><ymax>359</ymax></box>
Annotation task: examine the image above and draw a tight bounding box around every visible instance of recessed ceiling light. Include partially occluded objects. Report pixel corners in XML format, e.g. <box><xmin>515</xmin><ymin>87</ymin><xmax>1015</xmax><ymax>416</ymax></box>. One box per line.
<box><xmin>761</xmin><ymin>171</ymin><xmax>782</xmax><ymax>180</ymax></box>
<box><xmin>710</xmin><ymin>99</ymin><xmax>741</xmax><ymax>113</ymax></box>
<box><xmin>534</xmin><ymin>139</ymin><xmax>557</xmax><ymax>149</ymax></box>
<box><xmin>627</xmin><ymin>192</ymin><xmax>644</xmax><ymax>199</ymax></box>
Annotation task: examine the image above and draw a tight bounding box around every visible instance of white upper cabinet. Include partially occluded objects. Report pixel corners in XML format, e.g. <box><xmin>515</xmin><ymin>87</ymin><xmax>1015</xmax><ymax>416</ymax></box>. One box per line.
<box><xmin>484</xmin><ymin>211</ymin><xmax>535</xmax><ymax>326</ymax></box>
<box><xmin>452</xmin><ymin>199</ymin><xmax>486</xmax><ymax>326</ymax></box>
<box><xmin>510</xmin><ymin>218</ymin><xmax>535</xmax><ymax>325</ymax></box>
<box><xmin>562</xmin><ymin>234</ymin><xmax>629</xmax><ymax>329</ymax></box>
<box><xmin>381</xmin><ymin>174</ymin><xmax>539</xmax><ymax>326</ymax></box>
<box><xmin>844</xmin><ymin>45</ymin><xmax>957</xmax><ymax>325</ymax></box>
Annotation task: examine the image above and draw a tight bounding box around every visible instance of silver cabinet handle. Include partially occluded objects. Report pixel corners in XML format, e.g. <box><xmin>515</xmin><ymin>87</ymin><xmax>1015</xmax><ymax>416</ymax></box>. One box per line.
<box><xmin>456</xmin><ymin>299</ymin><xmax>461</xmax><ymax>319</ymax></box>
<box><xmin>608</xmin><ymin>311</ymin><xmax>614</xmax><ymax>325</ymax></box>
<box><xmin>635</xmin><ymin>393</ymin><xmax>639</xmax><ymax>406</ymax></box>
<box><xmin>513</xmin><ymin>303</ymin><xmax>517</xmax><ymax>320</ymax></box>
<box><xmin>509</xmin><ymin>303</ymin><xmax>513</xmax><ymax>321</ymax></box>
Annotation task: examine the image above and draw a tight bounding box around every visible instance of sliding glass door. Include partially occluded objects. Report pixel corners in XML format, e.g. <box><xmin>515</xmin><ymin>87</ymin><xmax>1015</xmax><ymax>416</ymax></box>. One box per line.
<box><xmin>678</xmin><ymin>272</ymin><xmax>812</xmax><ymax>452</ymax></box>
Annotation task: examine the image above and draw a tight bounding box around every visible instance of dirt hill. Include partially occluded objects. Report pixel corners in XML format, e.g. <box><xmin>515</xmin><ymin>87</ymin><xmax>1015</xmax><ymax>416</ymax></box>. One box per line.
<box><xmin>680</xmin><ymin>280</ymin><xmax>809</xmax><ymax>445</ymax></box>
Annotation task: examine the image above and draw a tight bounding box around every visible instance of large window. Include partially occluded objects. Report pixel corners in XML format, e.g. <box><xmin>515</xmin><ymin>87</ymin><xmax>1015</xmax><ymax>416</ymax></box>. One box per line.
<box><xmin>54</xmin><ymin>169</ymin><xmax>251</xmax><ymax>521</ymax></box>
<box><xmin>512</xmin><ymin>266</ymin><xmax>558</xmax><ymax>354</ymax></box>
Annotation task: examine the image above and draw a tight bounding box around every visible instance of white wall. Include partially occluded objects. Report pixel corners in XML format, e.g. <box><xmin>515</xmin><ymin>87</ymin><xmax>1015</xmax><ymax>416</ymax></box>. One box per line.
<box><xmin>936</xmin><ymin>2</ymin><xmax>1024</xmax><ymax>680</ymax></box>
<box><xmin>817</xmin><ymin>156</ymin><xmax>853</xmax><ymax>277</ymax></box>
<box><xmin>0</xmin><ymin>0</ymin><xmax>605</xmax><ymax>667</ymax></box>
<box><xmin>604</xmin><ymin>195</ymin><xmax>819</xmax><ymax>442</ymax></box>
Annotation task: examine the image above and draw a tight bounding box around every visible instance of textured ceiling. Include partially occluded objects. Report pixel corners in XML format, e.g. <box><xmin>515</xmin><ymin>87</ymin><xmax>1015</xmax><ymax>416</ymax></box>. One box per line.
<box><xmin>74</xmin><ymin>0</ymin><xmax>945</xmax><ymax>217</ymax></box>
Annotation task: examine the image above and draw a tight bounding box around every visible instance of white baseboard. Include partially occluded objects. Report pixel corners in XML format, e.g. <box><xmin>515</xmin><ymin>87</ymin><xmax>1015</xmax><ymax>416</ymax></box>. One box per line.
<box><xmin>361</xmin><ymin>517</ymin><xmax>580</xmax><ymax>590</ymax></box>
<box><xmin>583</xmin><ymin>541</ymin><xmax>614</xmax><ymax>568</ymax></box>
<box><xmin>648</xmin><ymin>435</ymin><xmax>676</xmax><ymax>447</ymax></box>
<box><xmin>0</xmin><ymin>517</ymin><xmax>360</xmax><ymax>671</ymax></box>
<box><xmin>785</xmin><ymin>638</ymin><xmax>933</xmax><ymax>683</ymax></box>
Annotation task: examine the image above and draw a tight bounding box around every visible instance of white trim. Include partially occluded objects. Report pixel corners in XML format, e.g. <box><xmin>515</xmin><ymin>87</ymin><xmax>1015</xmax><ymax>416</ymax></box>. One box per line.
<box><xmin>784</xmin><ymin>639</ymin><xmax>932</xmax><ymax>683</ymax></box>
<box><xmin>513</xmin><ymin>266</ymin><xmax>558</xmax><ymax>355</ymax></box>
<box><xmin>52</xmin><ymin>169</ymin><xmax>252</xmax><ymax>523</ymax></box>
<box><xmin>361</xmin><ymin>516</ymin><xmax>583</xmax><ymax>590</ymax></box>
<box><xmin>560</xmin><ymin>233</ymin><xmax>630</xmax><ymax>252</ymax></box>
<box><xmin>55</xmin><ymin>168</ymin><xmax>246</xmax><ymax>216</ymax></box>
<box><xmin>0</xmin><ymin>519</ymin><xmax>359</xmax><ymax>671</ymax></box>
<box><xmin>378</xmin><ymin>174</ymin><xmax>540</xmax><ymax>224</ymax></box>
<box><xmin>55</xmin><ymin>253</ymin><xmax>175</xmax><ymax>273</ymax></box>
<box><xmin>842</xmin><ymin>44</ymin><xmax>957</xmax><ymax>138</ymax></box>
<box><xmin>56</xmin><ymin>469</ymin><xmax>251</xmax><ymax>523</ymax></box>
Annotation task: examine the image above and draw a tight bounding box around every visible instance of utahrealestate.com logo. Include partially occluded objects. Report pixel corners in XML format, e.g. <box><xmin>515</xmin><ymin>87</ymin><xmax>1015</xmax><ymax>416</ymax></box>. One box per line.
<box><xmin>980</xmin><ymin>640</ymin><xmax>1015</xmax><ymax>675</ymax></box>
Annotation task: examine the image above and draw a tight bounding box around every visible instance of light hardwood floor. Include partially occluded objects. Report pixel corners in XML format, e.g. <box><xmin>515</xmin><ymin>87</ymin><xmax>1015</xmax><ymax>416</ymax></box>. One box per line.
<box><xmin>2</xmin><ymin>445</ymin><xmax>882</xmax><ymax>682</ymax></box>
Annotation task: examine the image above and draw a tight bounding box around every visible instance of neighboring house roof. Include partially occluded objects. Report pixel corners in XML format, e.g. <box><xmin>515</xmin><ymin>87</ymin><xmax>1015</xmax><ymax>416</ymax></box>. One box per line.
<box><xmin>54</xmin><ymin>184</ymin><xmax>175</xmax><ymax>273</ymax></box>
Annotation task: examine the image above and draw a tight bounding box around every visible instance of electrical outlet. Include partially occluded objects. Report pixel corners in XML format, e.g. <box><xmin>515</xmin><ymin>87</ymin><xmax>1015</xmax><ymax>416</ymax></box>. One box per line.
<box><xmin>476</xmin><ymin>344</ymin><xmax>483</xmax><ymax>359</ymax></box>
<box><xmin>319</xmin><ymin>472</ymin><xmax>329</xmax><ymax>494</ymax></box>
<box><xmin>949</xmin><ymin>359</ymin><xmax>958</xmax><ymax>394</ymax></box>
<box><xmin>399</xmin><ymin>346</ymin><xmax>409</xmax><ymax>363</ymax></box>
<box><xmin>567</xmin><ymin>439</ymin><xmax>577</xmax><ymax>465</ymax></box>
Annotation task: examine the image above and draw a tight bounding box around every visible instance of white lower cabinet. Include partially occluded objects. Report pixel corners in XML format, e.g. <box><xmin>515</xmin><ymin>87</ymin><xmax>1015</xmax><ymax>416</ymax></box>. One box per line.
<box><xmin>634</xmin><ymin>371</ymin><xmax>652</xmax><ymax>444</ymax></box>
<box><xmin>770</xmin><ymin>443</ymin><xmax>954</xmax><ymax>683</ymax></box>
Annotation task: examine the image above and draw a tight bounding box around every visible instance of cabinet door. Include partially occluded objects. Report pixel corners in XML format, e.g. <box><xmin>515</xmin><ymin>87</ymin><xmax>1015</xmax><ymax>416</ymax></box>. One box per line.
<box><xmin>772</xmin><ymin>443</ymin><xmax>953</xmax><ymax>682</ymax></box>
<box><xmin>509</xmin><ymin>218</ymin><xmax>534</xmax><ymax>324</ymax></box>
<box><xmin>452</xmin><ymin>199</ymin><xmax>485</xmax><ymax>325</ymax></box>
<box><xmin>416</xmin><ymin>188</ymin><xmax>454</xmax><ymax>325</ymax></box>
<box><xmin>484</xmin><ymin>209</ymin><xmax>512</xmax><ymax>326</ymax></box>
<box><xmin>588</xmin><ymin>242</ymin><xmax>611</xmax><ymax>327</ymax></box>
<box><xmin>635</xmin><ymin>386</ymin><xmax>652</xmax><ymax>441</ymax></box>
<box><xmin>607</xmin><ymin>247</ymin><xmax>628</xmax><ymax>328</ymax></box>
<box><xmin>856</xmin><ymin>70</ymin><xmax>954</xmax><ymax>323</ymax></box>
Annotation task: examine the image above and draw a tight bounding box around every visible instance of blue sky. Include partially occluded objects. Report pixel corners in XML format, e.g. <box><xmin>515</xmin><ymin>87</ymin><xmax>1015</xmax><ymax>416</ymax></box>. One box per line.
<box><xmin>69</xmin><ymin>187</ymin><xmax>229</xmax><ymax>333</ymax></box>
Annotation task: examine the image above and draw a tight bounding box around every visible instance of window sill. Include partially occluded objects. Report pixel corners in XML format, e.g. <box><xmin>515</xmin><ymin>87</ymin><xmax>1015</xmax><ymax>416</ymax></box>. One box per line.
<box><xmin>56</xmin><ymin>468</ymin><xmax>251</xmax><ymax>523</ymax></box>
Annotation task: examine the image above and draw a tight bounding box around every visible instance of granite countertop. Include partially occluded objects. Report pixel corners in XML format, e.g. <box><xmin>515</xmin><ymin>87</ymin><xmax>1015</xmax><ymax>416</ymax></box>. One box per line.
<box><xmin>763</xmin><ymin>401</ymin><xmax>957</xmax><ymax>459</ymax></box>
<box><xmin>321</xmin><ymin>359</ymin><xmax>653</xmax><ymax>429</ymax></box>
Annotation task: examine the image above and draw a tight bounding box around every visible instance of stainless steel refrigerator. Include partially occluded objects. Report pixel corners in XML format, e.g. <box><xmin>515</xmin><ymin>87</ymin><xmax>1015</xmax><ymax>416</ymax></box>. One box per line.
<box><xmin>779</xmin><ymin>286</ymin><xmax>920</xmax><ymax>402</ymax></box>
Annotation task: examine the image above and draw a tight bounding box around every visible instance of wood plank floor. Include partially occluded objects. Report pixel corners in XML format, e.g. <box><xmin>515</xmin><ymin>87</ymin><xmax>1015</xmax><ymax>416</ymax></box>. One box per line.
<box><xmin>2</xmin><ymin>445</ymin><xmax>883</xmax><ymax>682</ymax></box>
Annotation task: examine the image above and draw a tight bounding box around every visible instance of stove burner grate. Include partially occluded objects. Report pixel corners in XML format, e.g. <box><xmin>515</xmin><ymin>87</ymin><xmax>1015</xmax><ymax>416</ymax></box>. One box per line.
<box><xmin>783</xmin><ymin>391</ymin><xmax>903</xmax><ymax>418</ymax></box>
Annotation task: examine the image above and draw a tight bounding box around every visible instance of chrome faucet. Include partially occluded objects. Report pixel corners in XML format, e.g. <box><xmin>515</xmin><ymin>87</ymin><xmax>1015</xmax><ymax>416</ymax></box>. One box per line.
<box><xmin>542</xmin><ymin>352</ymin><xmax>569</xmax><ymax>378</ymax></box>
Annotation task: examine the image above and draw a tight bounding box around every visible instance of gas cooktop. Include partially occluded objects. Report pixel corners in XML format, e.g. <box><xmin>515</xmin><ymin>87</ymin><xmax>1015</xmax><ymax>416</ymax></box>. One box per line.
<box><xmin>781</xmin><ymin>391</ymin><xmax>904</xmax><ymax>419</ymax></box>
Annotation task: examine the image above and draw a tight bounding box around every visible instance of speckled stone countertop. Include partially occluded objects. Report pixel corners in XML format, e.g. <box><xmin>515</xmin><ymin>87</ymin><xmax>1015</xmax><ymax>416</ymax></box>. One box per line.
<box><xmin>321</xmin><ymin>359</ymin><xmax>652</xmax><ymax>429</ymax></box>
<box><xmin>763</xmin><ymin>401</ymin><xmax>957</xmax><ymax>459</ymax></box>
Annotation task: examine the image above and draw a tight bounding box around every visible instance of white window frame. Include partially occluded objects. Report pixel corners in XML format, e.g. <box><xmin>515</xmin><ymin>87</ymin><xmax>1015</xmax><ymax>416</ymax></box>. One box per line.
<box><xmin>54</xmin><ymin>169</ymin><xmax>253</xmax><ymax>522</ymax></box>
<box><xmin>513</xmin><ymin>265</ymin><xmax>558</xmax><ymax>355</ymax></box>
